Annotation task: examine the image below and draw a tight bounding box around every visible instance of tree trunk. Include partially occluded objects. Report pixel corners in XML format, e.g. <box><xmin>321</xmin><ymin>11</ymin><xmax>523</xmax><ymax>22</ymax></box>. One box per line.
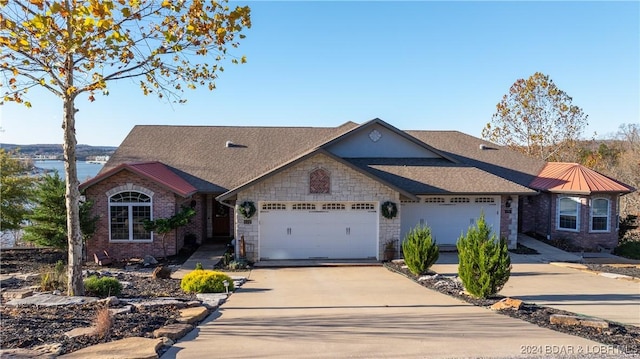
<box><xmin>63</xmin><ymin>95</ymin><xmax>83</xmax><ymax>296</ymax></box>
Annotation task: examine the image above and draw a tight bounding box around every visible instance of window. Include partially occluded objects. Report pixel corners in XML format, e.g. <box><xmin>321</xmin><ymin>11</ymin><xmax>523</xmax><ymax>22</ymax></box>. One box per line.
<box><xmin>591</xmin><ymin>198</ymin><xmax>609</xmax><ymax>232</ymax></box>
<box><xmin>309</xmin><ymin>168</ymin><xmax>330</xmax><ymax>194</ymax></box>
<box><xmin>292</xmin><ymin>203</ymin><xmax>316</xmax><ymax>210</ymax></box>
<box><xmin>352</xmin><ymin>203</ymin><xmax>375</xmax><ymax>210</ymax></box>
<box><xmin>262</xmin><ymin>203</ymin><xmax>287</xmax><ymax>210</ymax></box>
<box><xmin>558</xmin><ymin>197</ymin><xmax>580</xmax><ymax>231</ymax></box>
<box><xmin>109</xmin><ymin>191</ymin><xmax>152</xmax><ymax>241</ymax></box>
<box><xmin>450</xmin><ymin>197</ymin><xmax>470</xmax><ymax>203</ymax></box>
<box><xmin>474</xmin><ymin>197</ymin><xmax>495</xmax><ymax>203</ymax></box>
<box><xmin>322</xmin><ymin>203</ymin><xmax>345</xmax><ymax>210</ymax></box>
<box><xmin>424</xmin><ymin>197</ymin><xmax>445</xmax><ymax>203</ymax></box>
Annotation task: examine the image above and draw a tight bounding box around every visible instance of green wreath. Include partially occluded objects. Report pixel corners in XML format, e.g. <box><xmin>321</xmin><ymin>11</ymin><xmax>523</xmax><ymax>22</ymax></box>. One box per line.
<box><xmin>238</xmin><ymin>201</ymin><xmax>256</xmax><ymax>219</ymax></box>
<box><xmin>381</xmin><ymin>201</ymin><xmax>398</xmax><ymax>219</ymax></box>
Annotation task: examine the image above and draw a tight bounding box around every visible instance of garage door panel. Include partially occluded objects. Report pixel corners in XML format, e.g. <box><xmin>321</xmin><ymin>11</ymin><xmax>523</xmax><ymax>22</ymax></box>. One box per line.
<box><xmin>401</xmin><ymin>197</ymin><xmax>500</xmax><ymax>246</ymax></box>
<box><xmin>259</xmin><ymin>203</ymin><xmax>378</xmax><ymax>260</ymax></box>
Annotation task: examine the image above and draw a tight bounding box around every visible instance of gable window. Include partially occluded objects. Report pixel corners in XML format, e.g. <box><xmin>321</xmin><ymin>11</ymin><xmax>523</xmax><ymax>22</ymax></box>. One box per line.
<box><xmin>109</xmin><ymin>191</ymin><xmax>152</xmax><ymax>241</ymax></box>
<box><xmin>591</xmin><ymin>198</ymin><xmax>610</xmax><ymax>232</ymax></box>
<box><xmin>309</xmin><ymin>168</ymin><xmax>330</xmax><ymax>194</ymax></box>
<box><xmin>558</xmin><ymin>197</ymin><xmax>580</xmax><ymax>231</ymax></box>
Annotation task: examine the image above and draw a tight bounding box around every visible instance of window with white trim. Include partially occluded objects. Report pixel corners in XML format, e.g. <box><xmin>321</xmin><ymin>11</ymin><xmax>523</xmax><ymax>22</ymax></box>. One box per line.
<box><xmin>292</xmin><ymin>203</ymin><xmax>316</xmax><ymax>210</ymax></box>
<box><xmin>450</xmin><ymin>197</ymin><xmax>470</xmax><ymax>203</ymax></box>
<box><xmin>474</xmin><ymin>197</ymin><xmax>495</xmax><ymax>203</ymax></box>
<box><xmin>262</xmin><ymin>203</ymin><xmax>287</xmax><ymax>210</ymax></box>
<box><xmin>322</xmin><ymin>203</ymin><xmax>345</xmax><ymax>210</ymax></box>
<box><xmin>109</xmin><ymin>191</ymin><xmax>152</xmax><ymax>241</ymax></box>
<box><xmin>558</xmin><ymin>197</ymin><xmax>580</xmax><ymax>231</ymax></box>
<box><xmin>352</xmin><ymin>203</ymin><xmax>375</xmax><ymax>210</ymax></box>
<box><xmin>424</xmin><ymin>197</ymin><xmax>445</xmax><ymax>203</ymax></box>
<box><xmin>590</xmin><ymin>198</ymin><xmax>609</xmax><ymax>232</ymax></box>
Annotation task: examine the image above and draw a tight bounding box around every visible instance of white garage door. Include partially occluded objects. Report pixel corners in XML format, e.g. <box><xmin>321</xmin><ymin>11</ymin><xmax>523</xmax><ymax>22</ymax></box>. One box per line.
<box><xmin>259</xmin><ymin>202</ymin><xmax>378</xmax><ymax>260</ymax></box>
<box><xmin>401</xmin><ymin>196</ymin><xmax>500</xmax><ymax>246</ymax></box>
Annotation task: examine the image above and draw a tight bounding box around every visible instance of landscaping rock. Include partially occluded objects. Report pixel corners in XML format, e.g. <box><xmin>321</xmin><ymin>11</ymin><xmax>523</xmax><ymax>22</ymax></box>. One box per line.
<box><xmin>196</xmin><ymin>293</ymin><xmax>227</xmax><ymax>307</ymax></box>
<box><xmin>58</xmin><ymin>337</ymin><xmax>163</xmax><ymax>359</ymax></box>
<box><xmin>109</xmin><ymin>305</ymin><xmax>133</xmax><ymax>316</ymax></box>
<box><xmin>490</xmin><ymin>297</ymin><xmax>523</xmax><ymax>311</ymax></box>
<box><xmin>5</xmin><ymin>293</ymin><xmax>98</xmax><ymax>307</ymax></box>
<box><xmin>33</xmin><ymin>343</ymin><xmax>63</xmax><ymax>356</ymax></box>
<box><xmin>153</xmin><ymin>323</ymin><xmax>194</xmax><ymax>340</ymax></box>
<box><xmin>143</xmin><ymin>255</ymin><xmax>158</xmax><ymax>267</ymax></box>
<box><xmin>123</xmin><ymin>298</ymin><xmax>187</xmax><ymax>309</ymax></box>
<box><xmin>2</xmin><ymin>289</ymin><xmax>33</xmax><ymax>300</ymax></box>
<box><xmin>550</xmin><ymin>314</ymin><xmax>609</xmax><ymax>329</ymax></box>
<box><xmin>152</xmin><ymin>266</ymin><xmax>171</xmax><ymax>279</ymax></box>
<box><xmin>178</xmin><ymin>306</ymin><xmax>209</xmax><ymax>324</ymax></box>
<box><xmin>0</xmin><ymin>348</ymin><xmax>57</xmax><ymax>358</ymax></box>
<box><xmin>100</xmin><ymin>296</ymin><xmax>119</xmax><ymax>306</ymax></box>
<box><xmin>65</xmin><ymin>326</ymin><xmax>97</xmax><ymax>338</ymax></box>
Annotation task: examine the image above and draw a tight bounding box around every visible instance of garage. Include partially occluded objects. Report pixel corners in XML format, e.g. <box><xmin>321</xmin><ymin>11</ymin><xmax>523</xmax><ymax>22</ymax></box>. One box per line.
<box><xmin>400</xmin><ymin>196</ymin><xmax>500</xmax><ymax>246</ymax></box>
<box><xmin>259</xmin><ymin>202</ymin><xmax>378</xmax><ymax>260</ymax></box>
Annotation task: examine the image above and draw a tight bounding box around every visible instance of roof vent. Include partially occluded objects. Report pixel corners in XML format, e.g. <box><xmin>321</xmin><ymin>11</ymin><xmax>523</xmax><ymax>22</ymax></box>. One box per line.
<box><xmin>479</xmin><ymin>144</ymin><xmax>487</xmax><ymax>150</ymax></box>
<box><xmin>225</xmin><ymin>140</ymin><xmax>234</xmax><ymax>148</ymax></box>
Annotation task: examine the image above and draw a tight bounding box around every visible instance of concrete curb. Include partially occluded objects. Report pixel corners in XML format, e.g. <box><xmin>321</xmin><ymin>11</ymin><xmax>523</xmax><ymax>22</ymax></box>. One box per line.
<box><xmin>549</xmin><ymin>262</ymin><xmax>640</xmax><ymax>283</ymax></box>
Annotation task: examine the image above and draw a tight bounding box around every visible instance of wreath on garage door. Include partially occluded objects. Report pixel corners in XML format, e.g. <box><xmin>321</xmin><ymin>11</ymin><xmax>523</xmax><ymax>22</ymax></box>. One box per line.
<box><xmin>381</xmin><ymin>201</ymin><xmax>398</xmax><ymax>219</ymax></box>
<box><xmin>238</xmin><ymin>201</ymin><xmax>256</xmax><ymax>219</ymax></box>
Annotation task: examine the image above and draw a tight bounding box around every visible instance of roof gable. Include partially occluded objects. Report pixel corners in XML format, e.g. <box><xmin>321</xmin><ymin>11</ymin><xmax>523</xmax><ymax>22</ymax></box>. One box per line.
<box><xmin>80</xmin><ymin>161</ymin><xmax>198</xmax><ymax>197</ymax></box>
<box><xmin>325</xmin><ymin>119</ymin><xmax>448</xmax><ymax>159</ymax></box>
<box><xmin>530</xmin><ymin>162</ymin><xmax>635</xmax><ymax>194</ymax></box>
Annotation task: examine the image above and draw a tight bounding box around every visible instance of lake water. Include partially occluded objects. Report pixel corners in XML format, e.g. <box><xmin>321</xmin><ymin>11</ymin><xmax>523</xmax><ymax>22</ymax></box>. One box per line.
<box><xmin>34</xmin><ymin>160</ymin><xmax>104</xmax><ymax>181</ymax></box>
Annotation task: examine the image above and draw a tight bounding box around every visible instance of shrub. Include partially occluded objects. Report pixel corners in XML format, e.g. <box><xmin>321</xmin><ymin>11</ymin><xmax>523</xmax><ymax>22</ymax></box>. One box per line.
<box><xmin>401</xmin><ymin>225</ymin><xmax>439</xmax><ymax>275</ymax></box>
<box><xmin>92</xmin><ymin>305</ymin><xmax>113</xmax><ymax>340</ymax></box>
<box><xmin>181</xmin><ymin>269</ymin><xmax>235</xmax><ymax>293</ymax></box>
<box><xmin>40</xmin><ymin>260</ymin><xmax>66</xmax><ymax>291</ymax></box>
<box><xmin>457</xmin><ymin>213</ymin><xmax>511</xmax><ymax>299</ymax></box>
<box><xmin>614</xmin><ymin>241</ymin><xmax>640</xmax><ymax>260</ymax></box>
<box><xmin>84</xmin><ymin>276</ymin><xmax>123</xmax><ymax>297</ymax></box>
<box><xmin>195</xmin><ymin>262</ymin><xmax>204</xmax><ymax>270</ymax></box>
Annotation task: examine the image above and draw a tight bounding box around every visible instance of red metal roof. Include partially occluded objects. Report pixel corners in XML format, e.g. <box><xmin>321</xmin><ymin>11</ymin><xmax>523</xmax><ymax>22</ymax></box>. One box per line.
<box><xmin>530</xmin><ymin>162</ymin><xmax>635</xmax><ymax>194</ymax></box>
<box><xmin>80</xmin><ymin>161</ymin><xmax>197</xmax><ymax>197</ymax></box>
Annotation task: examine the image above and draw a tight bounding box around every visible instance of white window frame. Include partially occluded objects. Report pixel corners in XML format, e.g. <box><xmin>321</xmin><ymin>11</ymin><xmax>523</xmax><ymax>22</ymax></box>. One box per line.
<box><xmin>557</xmin><ymin>196</ymin><xmax>580</xmax><ymax>232</ymax></box>
<box><xmin>108</xmin><ymin>191</ymin><xmax>153</xmax><ymax>242</ymax></box>
<box><xmin>590</xmin><ymin>198</ymin><xmax>610</xmax><ymax>232</ymax></box>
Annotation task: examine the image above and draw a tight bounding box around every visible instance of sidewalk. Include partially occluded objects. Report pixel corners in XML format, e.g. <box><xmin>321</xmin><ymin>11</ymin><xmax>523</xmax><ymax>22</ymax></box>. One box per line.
<box><xmin>172</xmin><ymin>243</ymin><xmax>227</xmax><ymax>279</ymax></box>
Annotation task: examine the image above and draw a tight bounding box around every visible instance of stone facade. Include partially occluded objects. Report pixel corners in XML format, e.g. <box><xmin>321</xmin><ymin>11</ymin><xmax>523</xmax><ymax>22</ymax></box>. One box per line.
<box><xmin>499</xmin><ymin>195</ymin><xmax>518</xmax><ymax>249</ymax></box>
<box><xmin>84</xmin><ymin>170</ymin><xmax>203</xmax><ymax>260</ymax></box>
<box><xmin>235</xmin><ymin>153</ymin><xmax>399</xmax><ymax>262</ymax></box>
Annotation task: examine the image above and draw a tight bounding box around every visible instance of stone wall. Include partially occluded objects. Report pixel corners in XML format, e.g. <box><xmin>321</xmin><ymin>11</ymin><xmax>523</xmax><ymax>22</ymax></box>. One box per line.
<box><xmin>235</xmin><ymin>153</ymin><xmax>399</xmax><ymax>262</ymax></box>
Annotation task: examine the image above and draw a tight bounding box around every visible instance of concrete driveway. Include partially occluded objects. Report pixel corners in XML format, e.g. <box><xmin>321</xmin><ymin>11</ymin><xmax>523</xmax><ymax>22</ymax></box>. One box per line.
<box><xmin>162</xmin><ymin>266</ymin><xmax>605</xmax><ymax>359</ymax></box>
<box><xmin>432</xmin><ymin>253</ymin><xmax>640</xmax><ymax>327</ymax></box>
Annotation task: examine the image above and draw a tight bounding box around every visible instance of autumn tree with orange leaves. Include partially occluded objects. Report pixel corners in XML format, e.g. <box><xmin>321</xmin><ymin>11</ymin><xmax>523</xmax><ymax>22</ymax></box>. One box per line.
<box><xmin>482</xmin><ymin>72</ymin><xmax>588</xmax><ymax>161</ymax></box>
<box><xmin>0</xmin><ymin>0</ymin><xmax>251</xmax><ymax>295</ymax></box>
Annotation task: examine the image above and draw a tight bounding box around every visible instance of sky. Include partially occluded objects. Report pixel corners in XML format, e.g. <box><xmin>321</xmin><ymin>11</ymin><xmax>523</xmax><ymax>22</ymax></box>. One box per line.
<box><xmin>1</xmin><ymin>1</ymin><xmax>638</xmax><ymax>146</ymax></box>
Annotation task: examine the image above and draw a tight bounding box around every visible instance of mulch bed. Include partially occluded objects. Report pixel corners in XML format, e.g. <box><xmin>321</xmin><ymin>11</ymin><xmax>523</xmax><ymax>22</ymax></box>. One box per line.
<box><xmin>384</xmin><ymin>261</ymin><xmax>640</xmax><ymax>355</ymax></box>
<box><xmin>0</xmin><ymin>248</ymin><xmax>197</xmax><ymax>356</ymax></box>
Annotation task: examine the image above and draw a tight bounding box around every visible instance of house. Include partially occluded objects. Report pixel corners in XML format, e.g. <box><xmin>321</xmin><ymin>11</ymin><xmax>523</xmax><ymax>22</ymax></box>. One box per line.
<box><xmin>80</xmin><ymin>118</ymin><xmax>635</xmax><ymax>261</ymax></box>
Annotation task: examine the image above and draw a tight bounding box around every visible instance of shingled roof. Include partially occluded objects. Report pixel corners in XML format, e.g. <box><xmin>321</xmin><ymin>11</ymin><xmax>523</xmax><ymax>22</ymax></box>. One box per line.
<box><xmin>96</xmin><ymin>119</ymin><xmax>628</xmax><ymax>198</ymax></box>
<box><xmin>99</xmin><ymin>122</ymin><xmax>359</xmax><ymax>193</ymax></box>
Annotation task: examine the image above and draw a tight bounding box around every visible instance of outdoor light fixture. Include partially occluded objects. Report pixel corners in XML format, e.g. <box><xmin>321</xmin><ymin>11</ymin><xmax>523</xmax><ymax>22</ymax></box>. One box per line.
<box><xmin>223</xmin><ymin>280</ymin><xmax>229</xmax><ymax>294</ymax></box>
<box><xmin>505</xmin><ymin>196</ymin><xmax>513</xmax><ymax>208</ymax></box>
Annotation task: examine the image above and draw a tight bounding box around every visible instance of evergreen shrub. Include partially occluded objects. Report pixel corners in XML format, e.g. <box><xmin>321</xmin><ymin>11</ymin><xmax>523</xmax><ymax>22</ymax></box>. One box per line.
<box><xmin>84</xmin><ymin>275</ymin><xmax>123</xmax><ymax>297</ymax></box>
<box><xmin>456</xmin><ymin>213</ymin><xmax>511</xmax><ymax>299</ymax></box>
<box><xmin>180</xmin><ymin>270</ymin><xmax>235</xmax><ymax>293</ymax></box>
<box><xmin>402</xmin><ymin>225</ymin><xmax>439</xmax><ymax>275</ymax></box>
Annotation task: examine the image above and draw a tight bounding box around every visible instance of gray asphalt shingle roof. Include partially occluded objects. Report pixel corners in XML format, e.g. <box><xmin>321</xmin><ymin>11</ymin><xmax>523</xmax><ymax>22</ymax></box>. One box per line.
<box><xmin>99</xmin><ymin>120</ymin><xmax>542</xmax><ymax>196</ymax></box>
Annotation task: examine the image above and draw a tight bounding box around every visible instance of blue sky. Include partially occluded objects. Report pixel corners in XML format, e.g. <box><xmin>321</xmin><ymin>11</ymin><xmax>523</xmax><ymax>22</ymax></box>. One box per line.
<box><xmin>1</xmin><ymin>1</ymin><xmax>638</xmax><ymax>146</ymax></box>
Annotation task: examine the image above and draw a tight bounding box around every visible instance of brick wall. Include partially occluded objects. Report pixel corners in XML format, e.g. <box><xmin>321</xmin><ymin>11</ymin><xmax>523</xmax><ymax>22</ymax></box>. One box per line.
<box><xmin>84</xmin><ymin>170</ymin><xmax>200</xmax><ymax>260</ymax></box>
<box><xmin>235</xmin><ymin>153</ymin><xmax>399</xmax><ymax>262</ymax></box>
<box><xmin>522</xmin><ymin>192</ymin><xmax>620</xmax><ymax>250</ymax></box>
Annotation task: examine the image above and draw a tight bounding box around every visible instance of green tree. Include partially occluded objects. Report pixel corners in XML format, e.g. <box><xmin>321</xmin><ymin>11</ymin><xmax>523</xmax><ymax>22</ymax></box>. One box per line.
<box><xmin>482</xmin><ymin>72</ymin><xmax>588</xmax><ymax>161</ymax></box>
<box><xmin>456</xmin><ymin>213</ymin><xmax>511</xmax><ymax>299</ymax></box>
<box><xmin>401</xmin><ymin>225</ymin><xmax>439</xmax><ymax>275</ymax></box>
<box><xmin>0</xmin><ymin>149</ymin><xmax>35</xmax><ymax>231</ymax></box>
<box><xmin>1</xmin><ymin>0</ymin><xmax>250</xmax><ymax>295</ymax></box>
<box><xmin>143</xmin><ymin>205</ymin><xmax>196</xmax><ymax>259</ymax></box>
<box><xmin>23</xmin><ymin>172</ymin><xmax>98</xmax><ymax>249</ymax></box>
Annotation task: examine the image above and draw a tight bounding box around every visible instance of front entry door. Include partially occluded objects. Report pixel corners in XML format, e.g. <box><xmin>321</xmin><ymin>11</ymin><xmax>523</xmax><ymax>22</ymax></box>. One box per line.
<box><xmin>212</xmin><ymin>199</ymin><xmax>230</xmax><ymax>236</ymax></box>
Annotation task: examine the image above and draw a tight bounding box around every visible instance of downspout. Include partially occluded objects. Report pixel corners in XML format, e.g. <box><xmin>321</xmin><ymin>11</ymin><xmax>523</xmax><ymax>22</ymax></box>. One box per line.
<box><xmin>547</xmin><ymin>193</ymin><xmax>552</xmax><ymax>240</ymax></box>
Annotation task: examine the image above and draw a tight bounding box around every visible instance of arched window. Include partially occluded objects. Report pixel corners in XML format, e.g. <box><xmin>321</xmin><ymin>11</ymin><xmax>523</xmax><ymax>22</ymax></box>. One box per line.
<box><xmin>309</xmin><ymin>168</ymin><xmax>330</xmax><ymax>194</ymax></box>
<box><xmin>557</xmin><ymin>197</ymin><xmax>580</xmax><ymax>231</ymax></box>
<box><xmin>109</xmin><ymin>191</ymin><xmax>152</xmax><ymax>241</ymax></box>
<box><xmin>590</xmin><ymin>198</ymin><xmax>610</xmax><ymax>232</ymax></box>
